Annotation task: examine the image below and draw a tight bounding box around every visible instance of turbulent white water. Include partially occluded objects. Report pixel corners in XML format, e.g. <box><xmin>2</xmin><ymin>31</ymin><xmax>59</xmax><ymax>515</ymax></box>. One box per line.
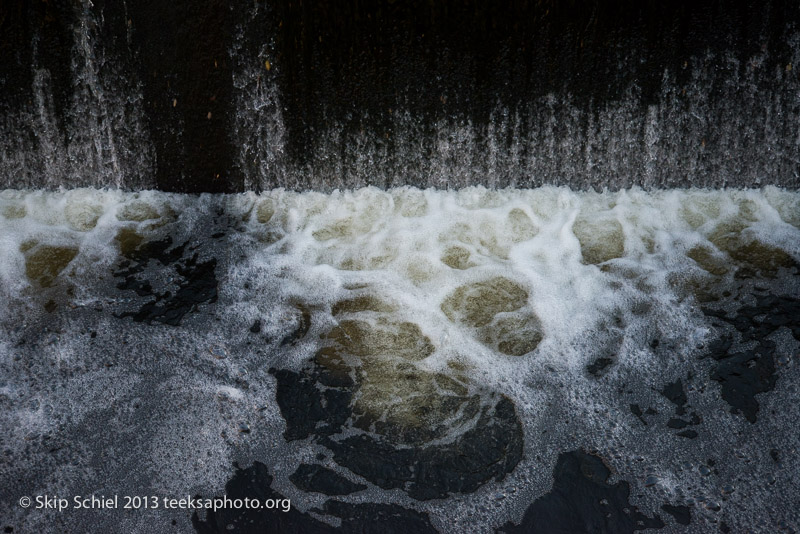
<box><xmin>1</xmin><ymin>186</ymin><xmax>799</xmax><ymax>532</ymax></box>
<box><xmin>2</xmin><ymin>186</ymin><xmax>798</xmax><ymax>324</ymax></box>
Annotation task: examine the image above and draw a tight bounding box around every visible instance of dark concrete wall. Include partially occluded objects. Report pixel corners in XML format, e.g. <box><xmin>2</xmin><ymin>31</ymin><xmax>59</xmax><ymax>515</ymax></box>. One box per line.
<box><xmin>1</xmin><ymin>0</ymin><xmax>798</xmax><ymax>192</ymax></box>
<box><xmin>270</xmin><ymin>0</ymin><xmax>798</xmax><ymax>165</ymax></box>
<box><xmin>1</xmin><ymin>0</ymin><xmax>239</xmax><ymax>193</ymax></box>
<box><xmin>121</xmin><ymin>0</ymin><xmax>237</xmax><ymax>193</ymax></box>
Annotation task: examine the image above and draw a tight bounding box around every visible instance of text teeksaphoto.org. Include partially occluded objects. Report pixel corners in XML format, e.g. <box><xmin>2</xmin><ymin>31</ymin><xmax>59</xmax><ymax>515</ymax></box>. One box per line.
<box><xmin>20</xmin><ymin>495</ymin><xmax>291</xmax><ymax>513</ymax></box>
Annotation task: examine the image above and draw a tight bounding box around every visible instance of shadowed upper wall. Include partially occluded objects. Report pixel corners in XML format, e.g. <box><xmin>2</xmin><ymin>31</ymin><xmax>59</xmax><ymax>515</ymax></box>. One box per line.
<box><xmin>1</xmin><ymin>0</ymin><xmax>798</xmax><ymax>192</ymax></box>
<box><xmin>270</xmin><ymin>0</ymin><xmax>798</xmax><ymax>165</ymax></box>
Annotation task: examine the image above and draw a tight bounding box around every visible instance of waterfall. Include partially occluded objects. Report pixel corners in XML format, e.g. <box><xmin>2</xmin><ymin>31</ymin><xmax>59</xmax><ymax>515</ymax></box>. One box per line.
<box><xmin>1</xmin><ymin>1</ymin><xmax>798</xmax><ymax>192</ymax></box>
<box><xmin>0</xmin><ymin>1</ymin><xmax>154</xmax><ymax>190</ymax></box>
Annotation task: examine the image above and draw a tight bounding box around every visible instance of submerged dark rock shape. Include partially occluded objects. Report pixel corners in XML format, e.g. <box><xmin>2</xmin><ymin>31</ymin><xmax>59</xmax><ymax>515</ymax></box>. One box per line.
<box><xmin>587</xmin><ymin>357</ymin><xmax>614</xmax><ymax>376</ymax></box>
<box><xmin>321</xmin><ymin>396</ymin><xmax>523</xmax><ymax>501</ymax></box>
<box><xmin>270</xmin><ymin>309</ymin><xmax>525</xmax><ymax>500</ymax></box>
<box><xmin>289</xmin><ymin>464</ymin><xmax>367</xmax><ymax>496</ymax></box>
<box><xmin>113</xmin><ymin>236</ymin><xmax>218</xmax><ymax>326</ymax></box>
<box><xmin>498</xmin><ymin>450</ymin><xmax>665</xmax><ymax>534</ymax></box>
<box><xmin>702</xmin><ymin>295</ymin><xmax>799</xmax><ymax>423</ymax></box>
<box><xmin>630</xmin><ymin>403</ymin><xmax>648</xmax><ymax>425</ymax></box>
<box><xmin>659</xmin><ymin>379</ymin><xmax>688</xmax><ymax>416</ymax></box>
<box><xmin>666</xmin><ymin>418</ymin><xmax>689</xmax><ymax>429</ymax></box>
<box><xmin>318</xmin><ymin>501</ymin><xmax>438</xmax><ymax>534</ymax></box>
<box><xmin>710</xmin><ymin>343</ymin><xmax>777</xmax><ymax>423</ymax></box>
<box><xmin>732</xmin><ymin>296</ymin><xmax>800</xmax><ymax>342</ymax></box>
<box><xmin>660</xmin><ymin>504</ymin><xmax>691</xmax><ymax>526</ymax></box>
<box><xmin>271</xmin><ymin>363</ymin><xmax>524</xmax><ymax>501</ymax></box>
<box><xmin>192</xmin><ymin>462</ymin><xmax>332</xmax><ymax>534</ymax></box>
<box><xmin>192</xmin><ymin>461</ymin><xmax>438</xmax><ymax>533</ymax></box>
<box><xmin>270</xmin><ymin>367</ymin><xmax>353</xmax><ymax>441</ymax></box>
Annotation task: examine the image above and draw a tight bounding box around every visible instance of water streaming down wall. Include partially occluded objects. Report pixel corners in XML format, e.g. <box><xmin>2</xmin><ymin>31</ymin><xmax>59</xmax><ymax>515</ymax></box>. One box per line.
<box><xmin>1</xmin><ymin>1</ymin><xmax>799</xmax><ymax>192</ymax></box>
<box><xmin>235</xmin><ymin>61</ymin><xmax>800</xmax><ymax>191</ymax></box>
<box><xmin>0</xmin><ymin>1</ymin><xmax>155</xmax><ymax>190</ymax></box>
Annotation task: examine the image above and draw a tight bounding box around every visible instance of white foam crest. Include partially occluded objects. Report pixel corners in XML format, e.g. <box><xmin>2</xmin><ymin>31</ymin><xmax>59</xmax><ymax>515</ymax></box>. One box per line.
<box><xmin>2</xmin><ymin>186</ymin><xmax>798</xmax><ymax>387</ymax></box>
<box><xmin>226</xmin><ymin>186</ymin><xmax>798</xmax><ymax>402</ymax></box>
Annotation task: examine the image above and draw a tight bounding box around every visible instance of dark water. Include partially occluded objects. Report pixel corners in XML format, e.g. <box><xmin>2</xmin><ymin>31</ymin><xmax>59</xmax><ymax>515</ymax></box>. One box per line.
<box><xmin>1</xmin><ymin>188</ymin><xmax>799</xmax><ymax>533</ymax></box>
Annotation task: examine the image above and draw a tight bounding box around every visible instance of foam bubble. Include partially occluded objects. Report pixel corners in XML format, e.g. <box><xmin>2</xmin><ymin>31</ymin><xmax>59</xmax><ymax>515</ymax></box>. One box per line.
<box><xmin>1</xmin><ymin>185</ymin><xmax>798</xmax><ymax>531</ymax></box>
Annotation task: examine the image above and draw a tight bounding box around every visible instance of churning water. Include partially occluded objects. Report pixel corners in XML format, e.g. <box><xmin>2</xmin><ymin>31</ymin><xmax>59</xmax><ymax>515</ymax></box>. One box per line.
<box><xmin>1</xmin><ymin>187</ymin><xmax>799</xmax><ymax>532</ymax></box>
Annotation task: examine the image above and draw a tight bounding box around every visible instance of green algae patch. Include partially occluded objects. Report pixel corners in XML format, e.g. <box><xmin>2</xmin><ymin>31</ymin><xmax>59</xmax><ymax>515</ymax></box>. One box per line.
<box><xmin>115</xmin><ymin>227</ymin><xmax>145</xmax><ymax>258</ymax></box>
<box><xmin>23</xmin><ymin>244</ymin><xmax>78</xmax><ymax>287</ymax></box>
<box><xmin>573</xmin><ymin>217</ymin><xmax>625</xmax><ymax>265</ymax></box>
<box><xmin>441</xmin><ymin>276</ymin><xmax>528</xmax><ymax>327</ymax></box>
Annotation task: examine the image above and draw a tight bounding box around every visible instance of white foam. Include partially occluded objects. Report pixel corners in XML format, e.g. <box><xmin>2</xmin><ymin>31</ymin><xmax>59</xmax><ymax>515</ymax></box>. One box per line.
<box><xmin>2</xmin><ymin>185</ymin><xmax>799</xmax><ymax>531</ymax></box>
<box><xmin>3</xmin><ymin>186</ymin><xmax>799</xmax><ymax>372</ymax></box>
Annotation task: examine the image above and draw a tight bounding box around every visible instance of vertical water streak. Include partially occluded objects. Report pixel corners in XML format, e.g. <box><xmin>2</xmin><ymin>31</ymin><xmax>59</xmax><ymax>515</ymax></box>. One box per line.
<box><xmin>226</xmin><ymin>12</ymin><xmax>799</xmax><ymax>192</ymax></box>
<box><xmin>64</xmin><ymin>1</ymin><xmax>153</xmax><ymax>189</ymax></box>
<box><xmin>1</xmin><ymin>1</ymin><xmax>798</xmax><ymax>191</ymax></box>
<box><xmin>230</xmin><ymin>1</ymin><xmax>287</xmax><ymax>192</ymax></box>
<box><xmin>0</xmin><ymin>1</ymin><xmax>154</xmax><ymax>190</ymax></box>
